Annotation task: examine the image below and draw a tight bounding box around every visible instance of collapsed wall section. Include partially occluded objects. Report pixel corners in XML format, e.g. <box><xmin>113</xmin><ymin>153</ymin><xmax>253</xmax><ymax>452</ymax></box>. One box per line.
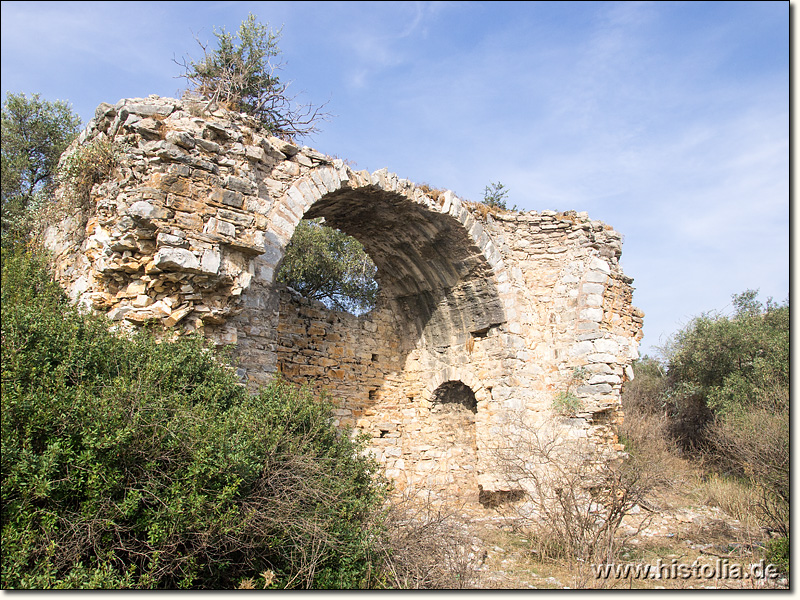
<box><xmin>44</xmin><ymin>95</ymin><xmax>644</xmax><ymax>510</ymax></box>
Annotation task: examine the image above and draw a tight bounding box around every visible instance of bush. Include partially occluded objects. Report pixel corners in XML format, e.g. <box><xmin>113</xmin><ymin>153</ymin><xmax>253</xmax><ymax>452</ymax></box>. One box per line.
<box><xmin>551</xmin><ymin>391</ymin><xmax>581</xmax><ymax>417</ymax></box>
<box><xmin>1</xmin><ymin>250</ymin><xmax>386</xmax><ymax>588</ymax></box>
<box><xmin>178</xmin><ymin>14</ymin><xmax>326</xmax><ymax>138</ymax></box>
<box><xmin>551</xmin><ymin>367</ymin><xmax>587</xmax><ymax>417</ymax></box>
<box><xmin>627</xmin><ymin>293</ymin><xmax>789</xmax><ymax>539</ymax></box>
<box><xmin>490</xmin><ymin>412</ymin><xmax>669</xmax><ymax>587</ymax></box>
<box><xmin>58</xmin><ymin>137</ymin><xmax>124</xmax><ymax>202</ymax></box>
<box><xmin>376</xmin><ymin>490</ymin><xmax>482</xmax><ymax>589</ymax></box>
<box><xmin>766</xmin><ymin>536</ymin><xmax>789</xmax><ymax>576</ymax></box>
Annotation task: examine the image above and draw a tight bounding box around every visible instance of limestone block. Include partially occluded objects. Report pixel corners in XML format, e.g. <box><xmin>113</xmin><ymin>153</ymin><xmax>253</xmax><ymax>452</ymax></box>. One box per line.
<box><xmin>128</xmin><ymin>200</ymin><xmax>169</xmax><ymax>222</ymax></box>
<box><xmin>585</xmin><ymin>271</ymin><xmax>609</xmax><ymax>284</ymax></box>
<box><xmin>166</xmin><ymin>131</ymin><xmax>196</xmax><ymax>149</ymax></box>
<box><xmin>157</xmin><ymin>232</ymin><xmax>188</xmax><ymax>248</ymax></box>
<box><xmin>200</xmin><ymin>249</ymin><xmax>221</xmax><ymax>275</ymax></box>
<box><xmin>153</xmin><ymin>247</ymin><xmax>201</xmax><ymax>272</ymax></box>
<box><xmin>210</xmin><ymin>188</ymin><xmax>244</xmax><ymax>209</ymax></box>
<box><xmin>581</xmin><ymin>283</ymin><xmax>605</xmax><ymax>295</ymax></box>
<box><xmin>593</xmin><ymin>338</ymin><xmax>619</xmax><ymax>355</ymax></box>
<box><xmin>204</xmin><ymin>217</ymin><xmax>236</xmax><ymax>238</ymax></box>
<box><xmin>131</xmin><ymin>294</ymin><xmax>154</xmax><ymax>308</ymax></box>
<box><xmin>569</xmin><ymin>340</ymin><xmax>594</xmax><ymax>356</ymax></box>
<box><xmin>269</xmin><ymin>137</ymin><xmax>299</xmax><ymax>156</ymax></box>
<box><xmin>126</xmin><ymin>280</ymin><xmax>147</xmax><ymax>296</ymax></box>
<box><xmin>580</xmin><ymin>307</ymin><xmax>604</xmax><ymax>322</ymax></box>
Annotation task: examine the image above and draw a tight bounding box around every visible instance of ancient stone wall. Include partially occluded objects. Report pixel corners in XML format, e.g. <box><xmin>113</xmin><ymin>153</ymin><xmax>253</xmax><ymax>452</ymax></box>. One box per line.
<box><xmin>45</xmin><ymin>96</ymin><xmax>643</xmax><ymax>510</ymax></box>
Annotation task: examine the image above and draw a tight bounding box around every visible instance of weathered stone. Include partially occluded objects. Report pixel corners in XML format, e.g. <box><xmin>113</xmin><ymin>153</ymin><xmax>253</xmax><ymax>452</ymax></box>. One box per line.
<box><xmin>166</xmin><ymin>130</ymin><xmax>196</xmax><ymax>149</ymax></box>
<box><xmin>153</xmin><ymin>247</ymin><xmax>201</xmax><ymax>272</ymax></box>
<box><xmin>157</xmin><ymin>232</ymin><xmax>188</xmax><ymax>247</ymax></box>
<box><xmin>210</xmin><ymin>188</ymin><xmax>244</xmax><ymax>208</ymax></box>
<box><xmin>128</xmin><ymin>200</ymin><xmax>169</xmax><ymax>222</ymax></box>
<box><xmin>45</xmin><ymin>96</ymin><xmax>644</xmax><ymax>516</ymax></box>
<box><xmin>268</xmin><ymin>136</ymin><xmax>299</xmax><ymax>156</ymax></box>
<box><xmin>203</xmin><ymin>217</ymin><xmax>236</xmax><ymax>238</ymax></box>
<box><xmin>201</xmin><ymin>248</ymin><xmax>221</xmax><ymax>275</ymax></box>
<box><xmin>224</xmin><ymin>175</ymin><xmax>257</xmax><ymax>195</ymax></box>
<box><xmin>126</xmin><ymin>101</ymin><xmax>175</xmax><ymax>118</ymax></box>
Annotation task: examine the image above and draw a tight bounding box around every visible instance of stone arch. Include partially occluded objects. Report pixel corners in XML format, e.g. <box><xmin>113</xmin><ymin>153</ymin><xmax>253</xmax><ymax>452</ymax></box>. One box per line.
<box><xmin>421</xmin><ymin>378</ymin><xmax>481</xmax><ymax>504</ymax></box>
<box><xmin>426</xmin><ymin>368</ymin><xmax>490</xmax><ymax>407</ymax></box>
<box><xmin>257</xmin><ymin>164</ymin><xmax>508</xmax><ymax>346</ymax></box>
<box><xmin>260</xmin><ymin>166</ymin><xmax>509</xmax><ymax>505</ymax></box>
<box><xmin>42</xmin><ymin>97</ymin><xmax>644</xmax><ymax>511</ymax></box>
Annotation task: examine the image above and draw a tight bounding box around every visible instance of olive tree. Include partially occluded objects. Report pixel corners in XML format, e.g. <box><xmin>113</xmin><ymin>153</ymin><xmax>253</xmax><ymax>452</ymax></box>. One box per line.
<box><xmin>1</xmin><ymin>93</ymin><xmax>81</xmax><ymax>247</ymax></box>
<box><xmin>277</xmin><ymin>219</ymin><xmax>378</xmax><ymax>314</ymax></box>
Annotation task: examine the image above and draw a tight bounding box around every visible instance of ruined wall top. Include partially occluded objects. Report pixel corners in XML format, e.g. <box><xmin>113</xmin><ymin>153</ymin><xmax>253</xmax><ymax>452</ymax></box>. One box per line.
<box><xmin>45</xmin><ymin>94</ymin><xmax>642</xmax><ymax>348</ymax></box>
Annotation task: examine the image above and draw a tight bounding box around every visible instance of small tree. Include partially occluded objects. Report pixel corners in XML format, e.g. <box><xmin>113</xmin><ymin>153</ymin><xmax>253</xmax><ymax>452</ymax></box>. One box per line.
<box><xmin>178</xmin><ymin>14</ymin><xmax>326</xmax><ymax>139</ymax></box>
<box><xmin>1</xmin><ymin>93</ymin><xmax>81</xmax><ymax>247</ymax></box>
<box><xmin>482</xmin><ymin>181</ymin><xmax>511</xmax><ymax>210</ymax></box>
<box><xmin>277</xmin><ymin>219</ymin><xmax>378</xmax><ymax>314</ymax></box>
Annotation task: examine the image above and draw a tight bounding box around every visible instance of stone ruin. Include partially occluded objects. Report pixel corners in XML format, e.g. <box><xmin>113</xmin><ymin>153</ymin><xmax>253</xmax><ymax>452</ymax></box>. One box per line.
<box><xmin>44</xmin><ymin>96</ymin><xmax>644</xmax><ymax>510</ymax></box>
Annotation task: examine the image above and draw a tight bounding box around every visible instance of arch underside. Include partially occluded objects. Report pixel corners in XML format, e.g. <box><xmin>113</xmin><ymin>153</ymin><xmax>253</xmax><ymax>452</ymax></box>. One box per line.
<box><xmin>274</xmin><ymin>185</ymin><xmax>509</xmax><ymax>505</ymax></box>
<box><xmin>303</xmin><ymin>187</ymin><xmax>505</xmax><ymax>344</ymax></box>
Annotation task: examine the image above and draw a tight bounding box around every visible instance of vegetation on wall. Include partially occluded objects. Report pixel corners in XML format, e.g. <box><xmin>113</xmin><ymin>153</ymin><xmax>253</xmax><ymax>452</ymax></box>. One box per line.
<box><xmin>177</xmin><ymin>13</ymin><xmax>327</xmax><ymax>139</ymax></box>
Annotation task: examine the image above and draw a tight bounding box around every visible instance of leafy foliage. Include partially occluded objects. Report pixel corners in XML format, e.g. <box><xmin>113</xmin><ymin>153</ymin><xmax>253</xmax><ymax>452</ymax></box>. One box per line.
<box><xmin>626</xmin><ymin>290</ymin><xmax>789</xmax><ymax>538</ymax></box>
<box><xmin>58</xmin><ymin>137</ymin><xmax>125</xmax><ymax>202</ymax></box>
<box><xmin>482</xmin><ymin>181</ymin><xmax>515</xmax><ymax>211</ymax></box>
<box><xmin>277</xmin><ymin>218</ymin><xmax>378</xmax><ymax>314</ymax></box>
<box><xmin>178</xmin><ymin>14</ymin><xmax>326</xmax><ymax>138</ymax></box>
<box><xmin>1</xmin><ymin>250</ymin><xmax>387</xmax><ymax>589</ymax></box>
<box><xmin>766</xmin><ymin>536</ymin><xmax>789</xmax><ymax>576</ymax></box>
<box><xmin>552</xmin><ymin>366</ymin><xmax>587</xmax><ymax>416</ymax></box>
<box><xmin>552</xmin><ymin>391</ymin><xmax>582</xmax><ymax>417</ymax></box>
<box><xmin>662</xmin><ymin>290</ymin><xmax>788</xmax><ymax>418</ymax></box>
<box><xmin>1</xmin><ymin>93</ymin><xmax>81</xmax><ymax>247</ymax></box>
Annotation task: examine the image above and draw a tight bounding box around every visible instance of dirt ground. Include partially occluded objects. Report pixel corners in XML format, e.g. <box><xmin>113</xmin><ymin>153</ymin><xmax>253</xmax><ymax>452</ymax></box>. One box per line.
<box><xmin>466</xmin><ymin>475</ymin><xmax>789</xmax><ymax>589</ymax></box>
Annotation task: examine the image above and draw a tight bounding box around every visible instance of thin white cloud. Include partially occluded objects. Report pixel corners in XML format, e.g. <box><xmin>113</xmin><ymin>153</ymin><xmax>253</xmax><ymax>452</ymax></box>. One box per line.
<box><xmin>0</xmin><ymin>0</ymin><xmax>786</xmax><ymax>357</ymax></box>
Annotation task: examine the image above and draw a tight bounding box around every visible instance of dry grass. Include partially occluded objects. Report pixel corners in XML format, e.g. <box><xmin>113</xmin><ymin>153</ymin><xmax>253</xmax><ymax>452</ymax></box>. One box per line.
<box><xmin>688</xmin><ymin>473</ymin><xmax>761</xmax><ymax>533</ymax></box>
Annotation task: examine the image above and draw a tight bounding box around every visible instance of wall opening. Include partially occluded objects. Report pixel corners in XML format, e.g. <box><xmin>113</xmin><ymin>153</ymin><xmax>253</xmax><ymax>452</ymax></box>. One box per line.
<box><xmin>431</xmin><ymin>380</ymin><xmax>478</xmax><ymax>414</ymax></box>
<box><xmin>275</xmin><ymin>217</ymin><xmax>378</xmax><ymax>315</ymax></box>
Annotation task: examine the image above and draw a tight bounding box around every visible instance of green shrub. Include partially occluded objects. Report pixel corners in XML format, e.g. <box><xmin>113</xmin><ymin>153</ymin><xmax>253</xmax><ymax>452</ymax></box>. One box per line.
<box><xmin>552</xmin><ymin>366</ymin><xmax>587</xmax><ymax>416</ymax></box>
<box><xmin>552</xmin><ymin>391</ymin><xmax>582</xmax><ymax>417</ymax></box>
<box><xmin>1</xmin><ymin>250</ymin><xmax>386</xmax><ymax>588</ymax></box>
<box><xmin>58</xmin><ymin>137</ymin><xmax>124</xmax><ymax>202</ymax></box>
<box><xmin>766</xmin><ymin>536</ymin><xmax>789</xmax><ymax>576</ymax></box>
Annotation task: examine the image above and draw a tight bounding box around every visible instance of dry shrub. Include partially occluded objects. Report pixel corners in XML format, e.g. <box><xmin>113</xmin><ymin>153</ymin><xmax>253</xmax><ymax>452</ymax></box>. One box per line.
<box><xmin>377</xmin><ymin>489</ymin><xmax>483</xmax><ymax>589</ymax></box>
<box><xmin>618</xmin><ymin>403</ymin><xmax>687</xmax><ymax>498</ymax></box>
<box><xmin>705</xmin><ymin>385</ymin><xmax>789</xmax><ymax>537</ymax></box>
<box><xmin>693</xmin><ymin>472</ymin><xmax>761</xmax><ymax>531</ymax></box>
<box><xmin>489</xmin><ymin>412</ymin><xmax>671</xmax><ymax>587</ymax></box>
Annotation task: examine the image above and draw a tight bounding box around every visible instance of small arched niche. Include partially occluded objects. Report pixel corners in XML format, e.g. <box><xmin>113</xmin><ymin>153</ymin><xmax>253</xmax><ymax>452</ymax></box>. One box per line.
<box><xmin>431</xmin><ymin>380</ymin><xmax>478</xmax><ymax>414</ymax></box>
<box><xmin>426</xmin><ymin>379</ymin><xmax>479</xmax><ymax>502</ymax></box>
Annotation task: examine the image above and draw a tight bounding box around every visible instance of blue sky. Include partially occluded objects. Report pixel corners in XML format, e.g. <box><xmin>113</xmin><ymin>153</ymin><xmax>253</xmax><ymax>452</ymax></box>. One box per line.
<box><xmin>1</xmin><ymin>1</ymin><xmax>789</xmax><ymax>356</ymax></box>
